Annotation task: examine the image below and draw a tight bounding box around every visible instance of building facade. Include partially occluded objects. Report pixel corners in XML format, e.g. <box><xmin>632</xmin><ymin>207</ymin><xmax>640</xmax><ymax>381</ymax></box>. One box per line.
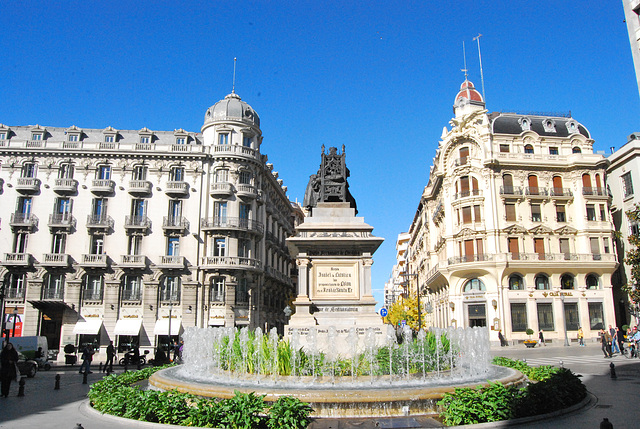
<box><xmin>623</xmin><ymin>0</ymin><xmax>640</xmax><ymax>97</ymax></box>
<box><xmin>400</xmin><ymin>80</ymin><xmax>617</xmax><ymax>344</ymax></box>
<box><xmin>0</xmin><ymin>92</ymin><xmax>299</xmax><ymax>358</ymax></box>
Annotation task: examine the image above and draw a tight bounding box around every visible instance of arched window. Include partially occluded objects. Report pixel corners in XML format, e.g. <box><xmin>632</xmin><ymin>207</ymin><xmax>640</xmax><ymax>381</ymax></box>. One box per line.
<box><xmin>459</xmin><ymin>147</ymin><xmax>469</xmax><ymax>165</ymax></box>
<box><xmin>524</xmin><ymin>144</ymin><xmax>534</xmax><ymax>154</ymax></box>
<box><xmin>509</xmin><ymin>274</ymin><xmax>524</xmax><ymax>290</ymax></box>
<box><xmin>463</xmin><ymin>278</ymin><xmax>486</xmax><ymax>292</ymax></box>
<box><xmin>586</xmin><ymin>274</ymin><xmax>599</xmax><ymax>290</ymax></box>
<box><xmin>595</xmin><ymin>174</ymin><xmax>602</xmax><ymax>191</ymax></box>
<box><xmin>502</xmin><ymin>174</ymin><xmax>514</xmax><ymax>194</ymax></box>
<box><xmin>561</xmin><ymin>274</ymin><xmax>575</xmax><ymax>290</ymax></box>
<box><xmin>572</xmin><ymin>146</ymin><xmax>582</xmax><ymax>154</ymax></box>
<box><xmin>582</xmin><ymin>173</ymin><xmax>592</xmax><ymax>189</ymax></box>
<box><xmin>161</xmin><ymin>276</ymin><xmax>181</xmax><ymax>302</ymax></box>
<box><xmin>528</xmin><ymin>175</ymin><xmax>539</xmax><ymax>195</ymax></box>
<box><xmin>535</xmin><ymin>274</ymin><xmax>549</xmax><ymax>290</ymax></box>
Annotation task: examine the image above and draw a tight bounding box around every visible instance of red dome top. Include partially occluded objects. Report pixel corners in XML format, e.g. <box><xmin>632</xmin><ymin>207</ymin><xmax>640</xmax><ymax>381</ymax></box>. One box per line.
<box><xmin>455</xmin><ymin>80</ymin><xmax>483</xmax><ymax>103</ymax></box>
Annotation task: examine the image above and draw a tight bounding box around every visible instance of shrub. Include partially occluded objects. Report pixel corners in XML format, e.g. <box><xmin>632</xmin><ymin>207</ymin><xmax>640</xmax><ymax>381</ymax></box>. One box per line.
<box><xmin>438</xmin><ymin>381</ymin><xmax>521</xmax><ymax>426</ymax></box>
<box><xmin>268</xmin><ymin>396</ymin><xmax>314</xmax><ymax>429</ymax></box>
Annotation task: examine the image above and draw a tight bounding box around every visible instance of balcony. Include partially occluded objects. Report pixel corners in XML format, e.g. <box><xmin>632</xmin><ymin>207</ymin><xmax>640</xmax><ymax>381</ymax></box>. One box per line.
<box><xmin>53</xmin><ymin>178</ymin><xmax>79</xmax><ymax>194</ymax></box>
<box><xmin>91</xmin><ymin>179</ymin><xmax>116</xmax><ymax>194</ymax></box>
<box><xmin>165</xmin><ymin>181</ymin><xmax>189</xmax><ymax>197</ymax></box>
<box><xmin>121</xmin><ymin>289</ymin><xmax>142</xmax><ymax>302</ymax></box>
<box><xmin>201</xmin><ymin>217</ymin><xmax>264</xmax><ymax>235</ymax></box>
<box><xmin>447</xmin><ymin>254</ymin><xmax>494</xmax><ymax>265</ymax></box>
<box><xmin>86</xmin><ymin>214</ymin><xmax>114</xmax><ymax>231</ymax></box>
<box><xmin>15</xmin><ymin>177</ymin><xmax>41</xmax><ymax>193</ymax></box>
<box><xmin>508</xmin><ymin>253</ymin><xmax>616</xmax><ymax>263</ymax></box>
<box><xmin>209</xmin><ymin>144</ymin><xmax>261</xmax><ymax>161</ymax></box>
<box><xmin>524</xmin><ymin>187</ymin><xmax>549</xmax><ymax>198</ymax></box>
<box><xmin>453</xmin><ymin>189</ymin><xmax>482</xmax><ymax>201</ymax></box>
<box><xmin>236</xmin><ymin>184</ymin><xmax>258</xmax><ymax>199</ymax></box>
<box><xmin>3</xmin><ymin>253</ymin><xmax>33</xmax><ymax>266</ymax></box>
<box><xmin>41</xmin><ymin>288</ymin><xmax>64</xmax><ymax>300</ymax></box>
<box><xmin>41</xmin><ymin>253</ymin><xmax>71</xmax><ymax>267</ymax></box>
<box><xmin>162</xmin><ymin>216</ymin><xmax>189</xmax><ymax>234</ymax></box>
<box><xmin>3</xmin><ymin>288</ymin><xmax>25</xmax><ymax>301</ymax></box>
<box><xmin>265</xmin><ymin>266</ymin><xmax>292</xmax><ymax>285</ymax></box>
<box><xmin>120</xmin><ymin>254</ymin><xmax>147</xmax><ymax>269</ymax></box>
<box><xmin>10</xmin><ymin>213</ymin><xmax>39</xmax><ymax>232</ymax></box>
<box><xmin>200</xmin><ymin>256</ymin><xmax>262</xmax><ymax>271</ymax></box>
<box><xmin>48</xmin><ymin>213</ymin><xmax>76</xmax><ymax>231</ymax></box>
<box><xmin>549</xmin><ymin>187</ymin><xmax>573</xmax><ymax>199</ymax></box>
<box><xmin>157</xmin><ymin>255</ymin><xmax>186</xmax><ymax>269</ymax></box>
<box><xmin>210</xmin><ymin>182</ymin><xmax>233</xmax><ymax>197</ymax></box>
<box><xmin>500</xmin><ymin>186</ymin><xmax>524</xmax><ymax>197</ymax></box>
<box><xmin>124</xmin><ymin>215</ymin><xmax>151</xmax><ymax>231</ymax></box>
<box><xmin>82</xmin><ymin>290</ymin><xmax>103</xmax><ymax>302</ymax></box>
<box><xmin>81</xmin><ymin>254</ymin><xmax>108</xmax><ymax>268</ymax></box>
<box><xmin>128</xmin><ymin>180</ymin><xmax>153</xmax><ymax>196</ymax></box>
<box><xmin>582</xmin><ymin>187</ymin><xmax>611</xmax><ymax>199</ymax></box>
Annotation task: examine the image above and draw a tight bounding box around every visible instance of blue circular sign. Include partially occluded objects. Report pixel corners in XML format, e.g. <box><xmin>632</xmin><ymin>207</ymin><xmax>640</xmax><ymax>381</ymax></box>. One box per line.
<box><xmin>379</xmin><ymin>308</ymin><xmax>388</xmax><ymax>317</ymax></box>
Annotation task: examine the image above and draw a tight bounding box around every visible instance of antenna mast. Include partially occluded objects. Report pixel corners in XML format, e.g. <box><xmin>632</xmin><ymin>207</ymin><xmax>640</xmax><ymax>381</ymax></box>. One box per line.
<box><xmin>462</xmin><ymin>41</ymin><xmax>468</xmax><ymax>79</ymax></box>
<box><xmin>232</xmin><ymin>57</ymin><xmax>237</xmax><ymax>93</ymax></box>
<box><xmin>473</xmin><ymin>34</ymin><xmax>486</xmax><ymax>101</ymax></box>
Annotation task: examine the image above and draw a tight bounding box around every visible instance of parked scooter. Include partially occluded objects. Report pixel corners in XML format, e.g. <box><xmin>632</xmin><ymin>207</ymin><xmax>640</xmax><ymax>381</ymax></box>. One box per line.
<box><xmin>118</xmin><ymin>347</ymin><xmax>147</xmax><ymax>367</ymax></box>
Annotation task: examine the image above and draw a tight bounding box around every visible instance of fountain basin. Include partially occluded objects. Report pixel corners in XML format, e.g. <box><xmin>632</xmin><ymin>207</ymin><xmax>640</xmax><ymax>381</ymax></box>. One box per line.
<box><xmin>149</xmin><ymin>365</ymin><xmax>525</xmax><ymax>418</ymax></box>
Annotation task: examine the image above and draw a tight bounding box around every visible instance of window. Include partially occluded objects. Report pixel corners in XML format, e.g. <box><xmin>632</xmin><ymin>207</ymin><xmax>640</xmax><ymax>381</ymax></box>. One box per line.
<box><xmin>97</xmin><ymin>165</ymin><xmax>111</xmax><ymax>180</ymax></box>
<box><xmin>462</xmin><ymin>206</ymin><xmax>472</xmax><ymax>223</ymax></box>
<box><xmin>631</xmin><ymin>223</ymin><xmax>640</xmax><ymax>237</ymax></box>
<box><xmin>17</xmin><ymin>196</ymin><xmax>33</xmax><ymax>215</ymax></box>
<box><xmin>534</xmin><ymin>238</ymin><xmax>545</xmax><ymax>259</ymax></box>
<box><xmin>0</xmin><ymin>132</ymin><xmax>6</xmax><ymax>140</ymax></box>
<box><xmin>622</xmin><ymin>172</ymin><xmax>634</xmax><ymax>198</ymax></box>
<box><xmin>588</xmin><ymin>302</ymin><xmax>604</xmax><ymax>330</ymax></box>
<box><xmin>510</xmin><ymin>303</ymin><xmax>527</xmax><ymax>332</ymax></box>
<box><xmin>463</xmin><ymin>278</ymin><xmax>485</xmax><ymax>292</ymax></box>
<box><xmin>239</xmin><ymin>203</ymin><xmax>251</xmax><ymax>222</ymax></box>
<box><xmin>140</xmin><ymin>136</ymin><xmax>150</xmax><ymax>144</ymax></box>
<box><xmin>564</xmin><ymin>302</ymin><xmax>579</xmax><ymax>331</ymax></box>
<box><xmin>91</xmin><ymin>198</ymin><xmax>107</xmax><ymax>220</ymax></box>
<box><xmin>502</xmin><ymin>174</ymin><xmax>514</xmax><ymax>194</ymax></box>
<box><xmin>531</xmin><ymin>204</ymin><xmax>541</xmax><ymax>222</ymax></box>
<box><xmin>603</xmin><ymin>237</ymin><xmax>610</xmax><ymax>253</ymax></box>
<box><xmin>243</xmin><ymin>135</ymin><xmax>252</xmax><ymax>147</ymax></box>
<box><xmin>5</xmin><ymin>273</ymin><xmax>26</xmax><ymax>299</ymax></box>
<box><xmin>473</xmin><ymin>205</ymin><xmax>482</xmax><ymax>222</ymax></box>
<box><xmin>13</xmin><ymin>233</ymin><xmax>28</xmax><ymax>253</ymax></box>
<box><xmin>238</xmin><ymin>239</ymin><xmax>251</xmax><ymax>258</ymax></box>
<box><xmin>51</xmin><ymin>233</ymin><xmax>66</xmax><ymax>254</ymax></box>
<box><xmin>236</xmin><ymin>278</ymin><xmax>249</xmax><ymax>304</ymax></box>
<box><xmin>213</xmin><ymin>238</ymin><xmax>226</xmax><ymax>257</ymax></box>
<box><xmin>537</xmin><ymin>303</ymin><xmax>554</xmax><ymax>331</ymax></box>
<box><xmin>524</xmin><ymin>144</ymin><xmax>534</xmax><ymax>154</ymax></box>
<box><xmin>586</xmin><ymin>274</ymin><xmax>599</xmax><ymax>290</ymax></box>
<box><xmin>549</xmin><ymin>147</ymin><xmax>559</xmax><ymax>155</ymax></box>
<box><xmin>84</xmin><ymin>275</ymin><xmax>103</xmax><ymax>301</ymax></box>
<box><xmin>68</xmin><ymin>134</ymin><xmax>79</xmax><ymax>142</ymax></box>
<box><xmin>55</xmin><ymin>197</ymin><xmax>72</xmax><ymax>219</ymax></box>
<box><xmin>104</xmin><ymin>135</ymin><xmax>114</xmax><ymax>143</ymax></box>
<box><xmin>505</xmin><ymin>203</ymin><xmax>516</xmax><ymax>221</ymax></box>
<box><xmin>131</xmin><ymin>199</ymin><xmax>146</xmax><ymax>218</ymax></box>
<box><xmin>572</xmin><ymin>146</ymin><xmax>581</xmax><ymax>154</ymax></box>
<box><xmin>527</xmin><ymin>175</ymin><xmax>539</xmax><ymax>194</ymax></box>
<box><xmin>215</xmin><ymin>169</ymin><xmax>228</xmax><ymax>183</ymax></box>
<box><xmin>132</xmin><ymin>165</ymin><xmax>147</xmax><ymax>180</ymax></box>
<box><xmin>128</xmin><ymin>235</ymin><xmax>142</xmax><ymax>255</ymax></box>
<box><xmin>239</xmin><ymin>171</ymin><xmax>252</xmax><ymax>185</ymax></box>
<box><xmin>509</xmin><ymin>274</ymin><xmax>524</xmax><ymax>290</ymax></box>
<box><xmin>586</xmin><ymin>204</ymin><xmax>596</xmax><ymax>221</ymax></box>
<box><xmin>170</xmin><ymin>166</ymin><xmax>184</xmax><ymax>181</ymax></box>
<box><xmin>176</xmin><ymin>137</ymin><xmax>186</xmax><ymax>145</ymax></box>
<box><xmin>122</xmin><ymin>275</ymin><xmax>142</xmax><ymax>301</ymax></box>
<box><xmin>599</xmin><ymin>204</ymin><xmax>606</xmax><ymax>221</ymax></box>
<box><xmin>43</xmin><ymin>274</ymin><xmax>64</xmax><ymax>300</ymax></box>
<box><xmin>214</xmin><ymin>202</ymin><xmax>227</xmax><ymax>223</ymax></box>
<box><xmin>559</xmin><ymin>238</ymin><xmax>570</xmax><ymax>259</ymax></box>
<box><xmin>556</xmin><ymin>205</ymin><xmax>566</xmax><ymax>222</ymax></box>
<box><xmin>90</xmin><ymin>235</ymin><xmax>104</xmax><ymax>254</ymax></box>
<box><xmin>160</xmin><ymin>276</ymin><xmax>180</xmax><ymax>302</ymax></box>
<box><xmin>21</xmin><ymin>162</ymin><xmax>36</xmax><ymax>178</ymax></box>
<box><xmin>458</xmin><ymin>147</ymin><xmax>469</xmax><ymax>165</ymax></box>
<box><xmin>31</xmin><ymin>133</ymin><xmax>42</xmax><ymax>141</ymax></box>
<box><xmin>58</xmin><ymin>163</ymin><xmax>74</xmax><ymax>179</ymax></box>
<box><xmin>508</xmin><ymin>237</ymin><xmax>519</xmax><ymax>259</ymax></box>
<box><xmin>167</xmin><ymin>237</ymin><xmax>180</xmax><ymax>256</ymax></box>
<box><xmin>590</xmin><ymin>237</ymin><xmax>601</xmax><ymax>260</ymax></box>
<box><xmin>168</xmin><ymin>200</ymin><xmax>182</xmax><ymax>221</ymax></box>
<box><xmin>535</xmin><ymin>274</ymin><xmax>549</xmax><ymax>290</ymax></box>
<box><xmin>561</xmin><ymin>274</ymin><xmax>575</xmax><ymax>290</ymax></box>
<box><xmin>211</xmin><ymin>277</ymin><xmax>225</xmax><ymax>302</ymax></box>
<box><xmin>218</xmin><ymin>133</ymin><xmax>229</xmax><ymax>145</ymax></box>
<box><xmin>500</xmin><ymin>144</ymin><xmax>510</xmax><ymax>153</ymax></box>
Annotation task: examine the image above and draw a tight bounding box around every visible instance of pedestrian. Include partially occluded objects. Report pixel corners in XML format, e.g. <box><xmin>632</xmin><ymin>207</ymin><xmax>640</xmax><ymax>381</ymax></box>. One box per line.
<box><xmin>600</xmin><ymin>329</ymin><xmax>613</xmax><ymax>358</ymax></box>
<box><xmin>0</xmin><ymin>342</ymin><xmax>19</xmax><ymax>397</ymax></box>
<box><xmin>615</xmin><ymin>327</ymin><xmax>625</xmax><ymax>355</ymax></box>
<box><xmin>79</xmin><ymin>345</ymin><xmax>94</xmax><ymax>374</ymax></box>
<box><xmin>497</xmin><ymin>330</ymin><xmax>507</xmax><ymax>346</ymax></box>
<box><xmin>173</xmin><ymin>340</ymin><xmax>180</xmax><ymax>362</ymax></box>
<box><xmin>609</xmin><ymin>325</ymin><xmax>621</xmax><ymax>354</ymax></box>
<box><xmin>131</xmin><ymin>344</ymin><xmax>141</xmax><ymax>369</ymax></box>
<box><xmin>105</xmin><ymin>341</ymin><xmax>115</xmax><ymax>373</ymax></box>
<box><xmin>577</xmin><ymin>327</ymin><xmax>585</xmax><ymax>346</ymax></box>
<box><xmin>538</xmin><ymin>329</ymin><xmax>546</xmax><ymax>346</ymax></box>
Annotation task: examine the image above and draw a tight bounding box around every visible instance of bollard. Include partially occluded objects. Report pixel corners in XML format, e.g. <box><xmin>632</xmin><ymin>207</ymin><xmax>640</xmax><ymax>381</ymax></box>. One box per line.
<box><xmin>609</xmin><ymin>362</ymin><xmax>617</xmax><ymax>379</ymax></box>
<box><xmin>17</xmin><ymin>377</ymin><xmax>25</xmax><ymax>397</ymax></box>
<box><xmin>559</xmin><ymin>360</ymin><xmax>564</xmax><ymax>368</ymax></box>
<box><xmin>99</xmin><ymin>362</ymin><xmax>103</xmax><ymax>372</ymax></box>
<box><xmin>600</xmin><ymin>417</ymin><xmax>613</xmax><ymax>429</ymax></box>
<box><xmin>54</xmin><ymin>374</ymin><xmax>61</xmax><ymax>390</ymax></box>
<box><xmin>82</xmin><ymin>371</ymin><xmax>88</xmax><ymax>384</ymax></box>
<box><xmin>74</xmin><ymin>424</ymin><xmax>85</xmax><ymax>429</ymax></box>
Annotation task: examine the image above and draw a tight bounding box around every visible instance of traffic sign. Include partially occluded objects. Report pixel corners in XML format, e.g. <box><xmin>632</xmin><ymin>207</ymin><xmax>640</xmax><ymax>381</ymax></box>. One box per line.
<box><xmin>379</xmin><ymin>308</ymin><xmax>388</xmax><ymax>317</ymax></box>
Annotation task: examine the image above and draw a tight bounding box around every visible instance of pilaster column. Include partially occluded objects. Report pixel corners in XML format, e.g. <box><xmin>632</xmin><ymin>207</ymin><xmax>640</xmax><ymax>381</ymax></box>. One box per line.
<box><xmin>296</xmin><ymin>257</ymin><xmax>310</xmax><ymax>298</ymax></box>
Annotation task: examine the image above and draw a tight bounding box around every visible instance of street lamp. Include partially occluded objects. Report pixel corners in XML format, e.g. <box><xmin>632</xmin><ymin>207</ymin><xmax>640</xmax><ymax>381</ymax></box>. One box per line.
<box><xmin>167</xmin><ymin>301</ymin><xmax>174</xmax><ymax>351</ymax></box>
<box><xmin>11</xmin><ymin>307</ymin><xmax>18</xmax><ymax>337</ymax></box>
<box><xmin>401</xmin><ymin>271</ymin><xmax>420</xmax><ymax>331</ymax></box>
<box><xmin>560</xmin><ymin>292</ymin><xmax>570</xmax><ymax>347</ymax></box>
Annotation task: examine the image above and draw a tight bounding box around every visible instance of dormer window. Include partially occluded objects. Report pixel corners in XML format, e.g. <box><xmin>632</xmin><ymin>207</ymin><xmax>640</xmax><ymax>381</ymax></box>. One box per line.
<box><xmin>176</xmin><ymin>137</ymin><xmax>186</xmax><ymax>145</ymax></box>
<box><xmin>104</xmin><ymin>135</ymin><xmax>114</xmax><ymax>143</ymax></box>
<box><xmin>140</xmin><ymin>136</ymin><xmax>150</xmax><ymax>144</ymax></box>
<box><xmin>32</xmin><ymin>133</ymin><xmax>42</xmax><ymax>141</ymax></box>
<box><xmin>542</xmin><ymin>119</ymin><xmax>556</xmax><ymax>133</ymax></box>
<box><xmin>566</xmin><ymin>120</ymin><xmax>578</xmax><ymax>134</ymax></box>
<box><xmin>68</xmin><ymin>134</ymin><xmax>79</xmax><ymax>142</ymax></box>
<box><xmin>0</xmin><ymin>132</ymin><xmax>6</xmax><ymax>140</ymax></box>
<box><xmin>518</xmin><ymin>117</ymin><xmax>531</xmax><ymax>131</ymax></box>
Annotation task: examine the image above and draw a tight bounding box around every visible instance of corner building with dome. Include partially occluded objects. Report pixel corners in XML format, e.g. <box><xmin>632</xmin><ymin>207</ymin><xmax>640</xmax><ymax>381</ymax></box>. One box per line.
<box><xmin>399</xmin><ymin>79</ymin><xmax>617</xmax><ymax>345</ymax></box>
<box><xmin>0</xmin><ymin>92</ymin><xmax>302</xmax><ymax>359</ymax></box>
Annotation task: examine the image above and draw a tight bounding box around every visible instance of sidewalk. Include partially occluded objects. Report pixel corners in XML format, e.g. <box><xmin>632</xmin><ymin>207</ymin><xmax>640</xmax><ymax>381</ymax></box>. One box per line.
<box><xmin>0</xmin><ymin>345</ymin><xmax>638</xmax><ymax>428</ymax></box>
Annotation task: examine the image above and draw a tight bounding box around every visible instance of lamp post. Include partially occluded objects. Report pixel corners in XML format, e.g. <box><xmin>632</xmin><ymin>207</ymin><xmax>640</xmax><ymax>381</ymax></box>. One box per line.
<box><xmin>11</xmin><ymin>307</ymin><xmax>18</xmax><ymax>337</ymax></box>
<box><xmin>167</xmin><ymin>301</ymin><xmax>173</xmax><ymax>351</ymax></box>
<box><xmin>560</xmin><ymin>292</ymin><xmax>570</xmax><ymax>347</ymax></box>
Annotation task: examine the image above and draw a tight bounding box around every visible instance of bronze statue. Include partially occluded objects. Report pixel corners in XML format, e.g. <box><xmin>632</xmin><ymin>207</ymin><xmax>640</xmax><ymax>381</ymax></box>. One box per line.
<box><xmin>303</xmin><ymin>145</ymin><xmax>357</xmax><ymax>213</ymax></box>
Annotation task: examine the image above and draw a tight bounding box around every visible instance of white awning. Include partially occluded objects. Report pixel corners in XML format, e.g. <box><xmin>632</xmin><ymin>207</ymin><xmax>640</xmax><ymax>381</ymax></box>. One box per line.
<box><xmin>73</xmin><ymin>319</ymin><xmax>103</xmax><ymax>335</ymax></box>
<box><xmin>153</xmin><ymin>318</ymin><xmax>182</xmax><ymax>336</ymax></box>
<box><xmin>114</xmin><ymin>318</ymin><xmax>143</xmax><ymax>336</ymax></box>
<box><xmin>208</xmin><ymin>319</ymin><xmax>225</xmax><ymax>327</ymax></box>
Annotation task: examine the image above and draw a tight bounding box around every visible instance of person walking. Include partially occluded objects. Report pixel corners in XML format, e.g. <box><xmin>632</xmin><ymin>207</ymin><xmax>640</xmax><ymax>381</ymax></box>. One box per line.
<box><xmin>497</xmin><ymin>330</ymin><xmax>507</xmax><ymax>347</ymax></box>
<box><xmin>538</xmin><ymin>329</ymin><xmax>546</xmax><ymax>346</ymax></box>
<box><xmin>609</xmin><ymin>325</ymin><xmax>621</xmax><ymax>354</ymax></box>
<box><xmin>577</xmin><ymin>327</ymin><xmax>585</xmax><ymax>346</ymax></box>
<box><xmin>105</xmin><ymin>341</ymin><xmax>115</xmax><ymax>373</ymax></box>
<box><xmin>600</xmin><ymin>329</ymin><xmax>613</xmax><ymax>358</ymax></box>
<box><xmin>616</xmin><ymin>327</ymin><xmax>625</xmax><ymax>355</ymax></box>
<box><xmin>0</xmin><ymin>342</ymin><xmax>19</xmax><ymax>397</ymax></box>
<box><xmin>79</xmin><ymin>345</ymin><xmax>94</xmax><ymax>374</ymax></box>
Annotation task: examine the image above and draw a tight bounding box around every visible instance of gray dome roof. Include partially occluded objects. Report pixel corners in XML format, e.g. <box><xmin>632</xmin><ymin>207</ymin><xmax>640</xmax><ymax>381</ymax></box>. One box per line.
<box><xmin>204</xmin><ymin>92</ymin><xmax>260</xmax><ymax>127</ymax></box>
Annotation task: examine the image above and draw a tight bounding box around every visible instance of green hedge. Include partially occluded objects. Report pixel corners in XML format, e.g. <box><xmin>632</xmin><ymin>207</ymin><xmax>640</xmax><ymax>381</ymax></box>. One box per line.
<box><xmin>88</xmin><ymin>365</ymin><xmax>313</xmax><ymax>429</ymax></box>
<box><xmin>437</xmin><ymin>357</ymin><xmax>586</xmax><ymax>426</ymax></box>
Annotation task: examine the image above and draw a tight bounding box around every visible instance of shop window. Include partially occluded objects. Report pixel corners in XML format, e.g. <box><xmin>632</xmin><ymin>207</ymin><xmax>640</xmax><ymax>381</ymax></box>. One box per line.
<box><xmin>588</xmin><ymin>302</ymin><xmax>604</xmax><ymax>330</ymax></box>
<box><xmin>564</xmin><ymin>302</ymin><xmax>580</xmax><ymax>331</ymax></box>
<box><xmin>509</xmin><ymin>274</ymin><xmax>524</xmax><ymax>290</ymax></box>
<box><xmin>535</xmin><ymin>274</ymin><xmax>549</xmax><ymax>290</ymax></box>
<box><xmin>537</xmin><ymin>303</ymin><xmax>554</xmax><ymax>331</ymax></box>
<box><xmin>463</xmin><ymin>278</ymin><xmax>485</xmax><ymax>292</ymax></box>
<box><xmin>510</xmin><ymin>303</ymin><xmax>527</xmax><ymax>332</ymax></box>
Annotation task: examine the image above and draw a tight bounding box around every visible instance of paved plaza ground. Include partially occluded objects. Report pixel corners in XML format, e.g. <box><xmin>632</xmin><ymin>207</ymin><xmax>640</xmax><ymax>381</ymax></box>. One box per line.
<box><xmin>0</xmin><ymin>342</ymin><xmax>638</xmax><ymax>428</ymax></box>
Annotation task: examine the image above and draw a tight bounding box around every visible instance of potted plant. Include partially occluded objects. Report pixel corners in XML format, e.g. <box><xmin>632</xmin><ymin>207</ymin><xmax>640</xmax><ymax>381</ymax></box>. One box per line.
<box><xmin>524</xmin><ymin>328</ymin><xmax>537</xmax><ymax>348</ymax></box>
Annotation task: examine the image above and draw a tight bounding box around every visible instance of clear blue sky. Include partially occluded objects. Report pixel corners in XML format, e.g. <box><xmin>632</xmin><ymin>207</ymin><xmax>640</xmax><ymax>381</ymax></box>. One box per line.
<box><xmin>1</xmin><ymin>1</ymin><xmax>638</xmax><ymax>306</ymax></box>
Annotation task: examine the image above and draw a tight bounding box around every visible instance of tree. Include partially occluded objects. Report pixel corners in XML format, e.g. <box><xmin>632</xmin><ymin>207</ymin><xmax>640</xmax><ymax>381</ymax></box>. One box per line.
<box><xmin>386</xmin><ymin>294</ymin><xmax>423</xmax><ymax>331</ymax></box>
<box><xmin>624</xmin><ymin>204</ymin><xmax>640</xmax><ymax>308</ymax></box>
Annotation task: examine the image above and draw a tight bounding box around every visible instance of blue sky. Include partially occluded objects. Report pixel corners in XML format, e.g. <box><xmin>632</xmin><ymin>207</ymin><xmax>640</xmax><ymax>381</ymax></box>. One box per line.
<box><xmin>1</xmin><ymin>1</ymin><xmax>638</xmax><ymax>306</ymax></box>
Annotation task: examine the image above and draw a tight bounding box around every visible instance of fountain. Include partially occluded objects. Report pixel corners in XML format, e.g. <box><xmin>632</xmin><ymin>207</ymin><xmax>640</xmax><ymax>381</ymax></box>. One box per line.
<box><xmin>149</xmin><ymin>325</ymin><xmax>524</xmax><ymax>418</ymax></box>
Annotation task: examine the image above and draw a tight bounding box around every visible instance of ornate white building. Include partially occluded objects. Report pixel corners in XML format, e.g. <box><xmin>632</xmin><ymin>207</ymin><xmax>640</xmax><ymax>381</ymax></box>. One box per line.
<box><xmin>0</xmin><ymin>91</ymin><xmax>300</xmax><ymax>358</ymax></box>
<box><xmin>402</xmin><ymin>80</ymin><xmax>617</xmax><ymax>344</ymax></box>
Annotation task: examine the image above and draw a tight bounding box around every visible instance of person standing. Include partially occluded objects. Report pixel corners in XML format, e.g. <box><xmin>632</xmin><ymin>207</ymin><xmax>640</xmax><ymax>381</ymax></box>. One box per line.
<box><xmin>538</xmin><ymin>330</ymin><xmax>546</xmax><ymax>346</ymax></box>
<box><xmin>105</xmin><ymin>341</ymin><xmax>115</xmax><ymax>373</ymax></box>
<box><xmin>600</xmin><ymin>329</ymin><xmax>613</xmax><ymax>358</ymax></box>
<box><xmin>609</xmin><ymin>325</ymin><xmax>621</xmax><ymax>354</ymax></box>
<box><xmin>577</xmin><ymin>327</ymin><xmax>585</xmax><ymax>346</ymax></box>
<box><xmin>615</xmin><ymin>327</ymin><xmax>625</xmax><ymax>355</ymax></box>
<box><xmin>79</xmin><ymin>345</ymin><xmax>94</xmax><ymax>374</ymax></box>
<box><xmin>497</xmin><ymin>330</ymin><xmax>507</xmax><ymax>347</ymax></box>
<box><xmin>0</xmin><ymin>342</ymin><xmax>19</xmax><ymax>397</ymax></box>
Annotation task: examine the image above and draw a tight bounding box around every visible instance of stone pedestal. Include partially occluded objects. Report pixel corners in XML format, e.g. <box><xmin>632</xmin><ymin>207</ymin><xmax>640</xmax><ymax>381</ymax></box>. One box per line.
<box><xmin>286</xmin><ymin>202</ymin><xmax>385</xmax><ymax>353</ymax></box>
